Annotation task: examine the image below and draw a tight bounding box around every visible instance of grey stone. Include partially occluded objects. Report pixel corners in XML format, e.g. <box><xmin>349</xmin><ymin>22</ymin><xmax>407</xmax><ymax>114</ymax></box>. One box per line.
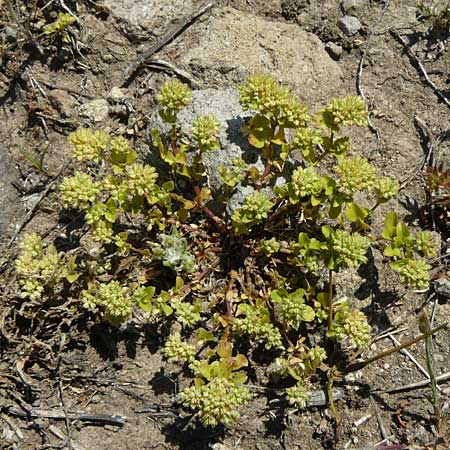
<box><xmin>4</xmin><ymin>26</ymin><xmax>17</xmax><ymax>43</ymax></box>
<box><xmin>148</xmin><ymin>88</ymin><xmax>290</xmax><ymax>215</ymax></box>
<box><xmin>108</xmin><ymin>86</ymin><xmax>128</xmax><ymax>103</ymax></box>
<box><xmin>341</xmin><ymin>0</ymin><xmax>364</xmax><ymax>15</ymax></box>
<box><xmin>434</xmin><ymin>278</ymin><xmax>450</xmax><ymax>298</ymax></box>
<box><xmin>338</xmin><ymin>15</ymin><xmax>362</xmax><ymax>36</ymax></box>
<box><xmin>103</xmin><ymin>0</ymin><xmax>194</xmax><ymax>38</ymax></box>
<box><xmin>78</xmin><ymin>99</ymin><xmax>109</xmax><ymax>123</ymax></box>
<box><xmin>48</xmin><ymin>89</ymin><xmax>77</xmax><ymax>118</ymax></box>
<box><xmin>0</xmin><ymin>151</ymin><xmax>23</xmax><ymax>241</ymax></box>
<box><xmin>325</xmin><ymin>42</ymin><xmax>343</xmax><ymax>60</ymax></box>
<box><xmin>181</xmin><ymin>7</ymin><xmax>344</xmax><ymax>104</ymax></box>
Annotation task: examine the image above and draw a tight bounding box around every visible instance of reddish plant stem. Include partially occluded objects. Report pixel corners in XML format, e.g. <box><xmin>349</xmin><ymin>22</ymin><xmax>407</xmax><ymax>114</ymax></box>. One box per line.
<box><xmin>327</xmin><ymin>270</ymin><xmax>334</xmax><ymax>333</ymax></box>
<box><xmin>343</xmin><ymin>322</ymin><xmax>448</xmax><ymax>374</ymax></box>
<box><xmin>193</xmin><ymin>185</ymin><xmax>227</xmax><ymax>233</ymax></box>
<box><xmin>256</xmin><ymin>160</ymin><xmax>273</xmax><ymax>191</ymax></box>
<box><xmin>170</xmin><ymin>126</ymin><xmax>179</xmax><ymax>156</ymax></box>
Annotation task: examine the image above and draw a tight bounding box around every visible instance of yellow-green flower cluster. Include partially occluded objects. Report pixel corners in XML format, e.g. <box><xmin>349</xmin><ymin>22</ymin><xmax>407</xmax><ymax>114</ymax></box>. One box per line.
<box><xmin>233</xmin><ymin>305</ymin><xmax>283</xmax><ymax>350</ymax></box>
<box><xmin>272</xmin><ymin>288</ymin><xmax>315</xmax><ymax>329</ymax></box>
<box><xmin>192</xmin><ymin>114</ymin><xmax>220</xmax><ymax>151</ymax></box>
<box><xmin>15</xmin><ymin>234</ymin><xmax>65</xmax><ymax>301</ymax></box>
<box><xmin>92</xmin><ymin>220</ymin><xmax>114</xmax><ymax>244</ymax></box>
<box><xmin>330</xmin><ymin>230</ymin><xmax>370</xmax><ymax>269</ymax></box>
<box><xmin>318</xmin><ymin>96</ymin><xmax>368</xmax><ymax>132</ymax></box>
<box><xmin>60</xmin><ymin>171</ymin><xmax>101</xmax><ymax>209</ymax></box>
<box><xmin>291</xmin><ymin>127</ymin><xmax>323</xmax><ymax>161</ymax></box>
<box><xmin>68</xmin><ymin>128</ymin><xmax>109</xmax><ymax>163</ymax></box>
<box><xmin>415</xmin><ymin>231</ymin><xmax>439</xmax><ymax>257</ymax></box>
<box><xmin>328</xmin><ymin>300</ymin><xmax>371</xmax><ymax>349</ymax></box>
<box><xmin>163</xmin><ymin>332</ymin><xmax>196</xmax><ymax>363</ymax></box>
<box><xmin>259</xmin><ymin>237</ymin><xmax>281</xmax><ymax>256</ymax></box>
<box><xmin>334</xmin><ymin>156</ymin><xmax>377</xmax><ymax>196</ymax></box>
<box><xmin>375</xmin><ymin>176</ymin><xmax>399</xmax><ymax>203</ymax></box>
<box><xmin>81</xmin><ymin>281</ymin><xmax>132</xmax><ymax>325</ymax></box>
<box><xmin>290</xmin><ymin>166</ymin><xmax>323</xmax><ymax>199</ymax></box>
<box><xmin>239</xmin><ymin>74</ymin><xmax>309</xmax><ymax>128</ymax></box>
<box><xmin>44</xmin><ymin>12</ymin><xmax>76</xmax><ymax>35</ymax></box>
<box><xmin>157</xmin><ymin>79</ymin><xmax>192</xmax><ymax>124</ymax></box>
<box><xmin>171</xmin><ymin>298</ymin><xmax>201</xmax><ymax>327</ymax></box>
<box><xmin>232</xmin><ymin>191</ymin><xmax>274</xmax><ymax>234</ymax></box>
<box><xmin>397</xmin><ymin>258</ymin><xmax>431</xmax><ymax>290</ymax></box>
<box><xmin>286</xmin><ymin>381</ymin><xmax>309</xmax><ymax>408</ymax></box>
<box><xmin>181</xmin><ymin>378</ymin><xmax>253</xmax><ymax>426</ymax></box>
<box><xmin>124</xmin><ymin>164</ymin><xmax>158</xmax><ymax>196</ymax></box>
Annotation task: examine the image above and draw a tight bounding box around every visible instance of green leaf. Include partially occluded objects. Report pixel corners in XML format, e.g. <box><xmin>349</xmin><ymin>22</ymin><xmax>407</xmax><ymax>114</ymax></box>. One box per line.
<box><xmin>196</xmin><ymin>328</ymin><xmax>216</xmax><ymax>344</ymax></box>
<box><xmin>382</xmin><ymin>212</ymin><xmax>398</xmax><ymax>240</ymax></box>
<box><xmin>161</xmin><ymin>304</ymin><xmax>174</xmax><ymax>316</ymax></box>
<box><xmin>321</xmin><ymin>225</ymin><xmax>333</xmax><ymax>239</ymax></box>
<box><xmin>389</xmin><ymin>258</ymin><xmax>409</xmax><ymax>270</ymax></box>
<box><xmin>233</xmin><ymin>371</ymin><xmax>248</xmax><ymax>385</ymax></box>
<box><xmin>175</xmin><ymin>276</ymin><xmax>184</xmax><ymax>290</ymax></box>
<box><xmin>270</xmin><ymin>288</ymin><xmax>286</xmax><ymax>303</ymax></box>
<box><xmin>177</xmin><ymin>164</ymin><xmax>191</xmax><ymax>178</ymax></box>
<box><xmin>162</xmin><ymin>180</ymin><xmax>175</xmax><ymax>191</ymax></box>
<box><xmin>345</xmin><ymin>202</ymin><xmax>369</xmax><ymax>223</ymax></box>
<box><xmin>199</xmin><ymin>362</ymin><xmax>213</xmax><ymax>380</ymax></box>
<box><xmin>384</xmin><ymin>244</ymin><xmax>402</xmax><ymax>257</ymax></box>
<box><xmin>311</xmin><ymin>195</ymin><xmax>321</xmax><ymax>206</ymax></box>
<box><xmin>300</xmin><ymin>305</ymin><xmax>315</xmax><ymax>322</ymax></box>
<box><xmin>248</xmin><ymin>133</ymin><xmax>265</xmax><ymax>149</ymax></box>
<box><xmin>229</xmin><ymin>354</ymin><xmax>248</xmax><ymax>371</ymax></box>
<box><xmin>298</xmin><ymin>233</ymin><xmax>309</xmax><ymax>247</ymax></box>
<box><xmin>66</xmin><ymin>273</ymin><xmax>80</xmax><ymax>283</ymax></box>
<box><xmin>217</xmin><ymin>340</ymin><xmax>232</xmax><ymax>359</ymax></box>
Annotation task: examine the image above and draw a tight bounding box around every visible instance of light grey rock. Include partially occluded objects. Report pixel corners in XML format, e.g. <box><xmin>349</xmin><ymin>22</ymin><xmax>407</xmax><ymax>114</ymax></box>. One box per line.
<box><xmin>148</xmin><ymin>88</ymin><xmax>291</xmax><ymax>216</ymax></box>
<box><xmin>0</xmin><ymin>151</ymin><xmax>23</xmax><ymax>241</ymax></box>
<box><xmin>181</xmin><ymin>7</ymin><xmax>344</xmax><ymax>104</ymax></box>
<box><xmin>434</xmin><ymin>278</ymin><xmax>450</xmax><ymax>298</ymax></box>
<box><xmin>78</xmin><ymin>99</ymin><xmax>109</xmax><ymax>123</ymax></box>
<box><xmin>341</xmin><ymin>0</ymin><xmax>364</xmax><ymax>15</ymax></box>
<box><xmin>103</xmin><ymin>0</ymin><xmax>195</xmax><ymax>38</ymax></box>
<box><xmin>4</xmin><ymin>26</ymin><xmax>17</xmax><ymax>43</ymax></box>
<box><xmin>48</xmin><ymin>89</ymin><xmax>77</xmax><ymax>118</ymax></box>
<box><xmin>325</xmin><ymin>42</ymin><xmax>343</xmax><ymax>60</ymax></box>
<box><xmin>338</xmin><ymin>15</ymin><xmax>362</xmax><ymax>36</ymax></box>
<box><xmin>108</xmin><ymin>86</ymin><xmax>128</xmax><ymax>103</ymax></box>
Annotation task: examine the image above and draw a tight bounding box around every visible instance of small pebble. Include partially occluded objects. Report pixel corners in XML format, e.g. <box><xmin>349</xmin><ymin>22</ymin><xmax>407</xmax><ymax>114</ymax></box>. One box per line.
<box><xmin>4</xmin><ymin>26</ymin><xmax>17</xmax><ymax>43</ymax></box>
<box><xmin>78</xmin><ymin>99</ymin><xmax>109</xmax><ymax>123</ymax></box>
<box><xmin>325</xmin><ymin>42</ymin><xmax>343</xmax><ymax>60</ymax></box>
<box><xmin>338</xmin><ymin>15</ymin><xmax>362</xmax><ymax>36</ymax></box>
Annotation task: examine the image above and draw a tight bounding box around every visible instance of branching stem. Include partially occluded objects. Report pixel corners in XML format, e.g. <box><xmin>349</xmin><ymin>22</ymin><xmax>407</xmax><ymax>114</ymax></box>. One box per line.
<box><xmin>327</xmin><ymin>270</ymin><xmax>334</xmax><ymax>333</ymax></box>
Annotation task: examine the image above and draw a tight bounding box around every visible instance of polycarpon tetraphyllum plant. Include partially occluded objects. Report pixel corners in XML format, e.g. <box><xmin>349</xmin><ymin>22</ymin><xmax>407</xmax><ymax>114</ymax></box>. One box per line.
<box><xmin>14</xmin><ymin>75</ymin><xmax>441</xmax><ymax>428</ymax></box>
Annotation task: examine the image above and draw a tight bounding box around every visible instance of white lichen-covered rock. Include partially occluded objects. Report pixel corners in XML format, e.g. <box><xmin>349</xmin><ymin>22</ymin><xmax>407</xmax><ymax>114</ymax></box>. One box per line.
<box><xmin>103</xmin><ymin>0</ymin><xmax>195</xmax><ymax>39</ymax></box>
<box><xmin>78</xmin><ymin>99</ymin><xmax>109</xmax><ymax>123</ymax></box>
<box><xmin>181</xmin><ymin>7</ymin><xmax>344</xmax><ymax>105</ymax></box>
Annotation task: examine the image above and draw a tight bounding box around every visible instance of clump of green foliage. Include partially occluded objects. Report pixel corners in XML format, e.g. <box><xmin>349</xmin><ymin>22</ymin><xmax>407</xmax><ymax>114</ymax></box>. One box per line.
<box><xmin>14</xmin><ymin>75</ymin><xmax>439</xmax><ymax>427</ymax></box>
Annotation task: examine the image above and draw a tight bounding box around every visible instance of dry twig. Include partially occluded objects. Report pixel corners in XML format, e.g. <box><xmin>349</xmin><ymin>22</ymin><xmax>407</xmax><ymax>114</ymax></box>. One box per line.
<box><xmin>122</xmin><ymin>1</ymin><xmax>215</xmax><ymax>87</ymax></box>
<box><xmin>390</xmin><ymin>30</ymin><xmax>450</xmax><ymax>110</ymax></box>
